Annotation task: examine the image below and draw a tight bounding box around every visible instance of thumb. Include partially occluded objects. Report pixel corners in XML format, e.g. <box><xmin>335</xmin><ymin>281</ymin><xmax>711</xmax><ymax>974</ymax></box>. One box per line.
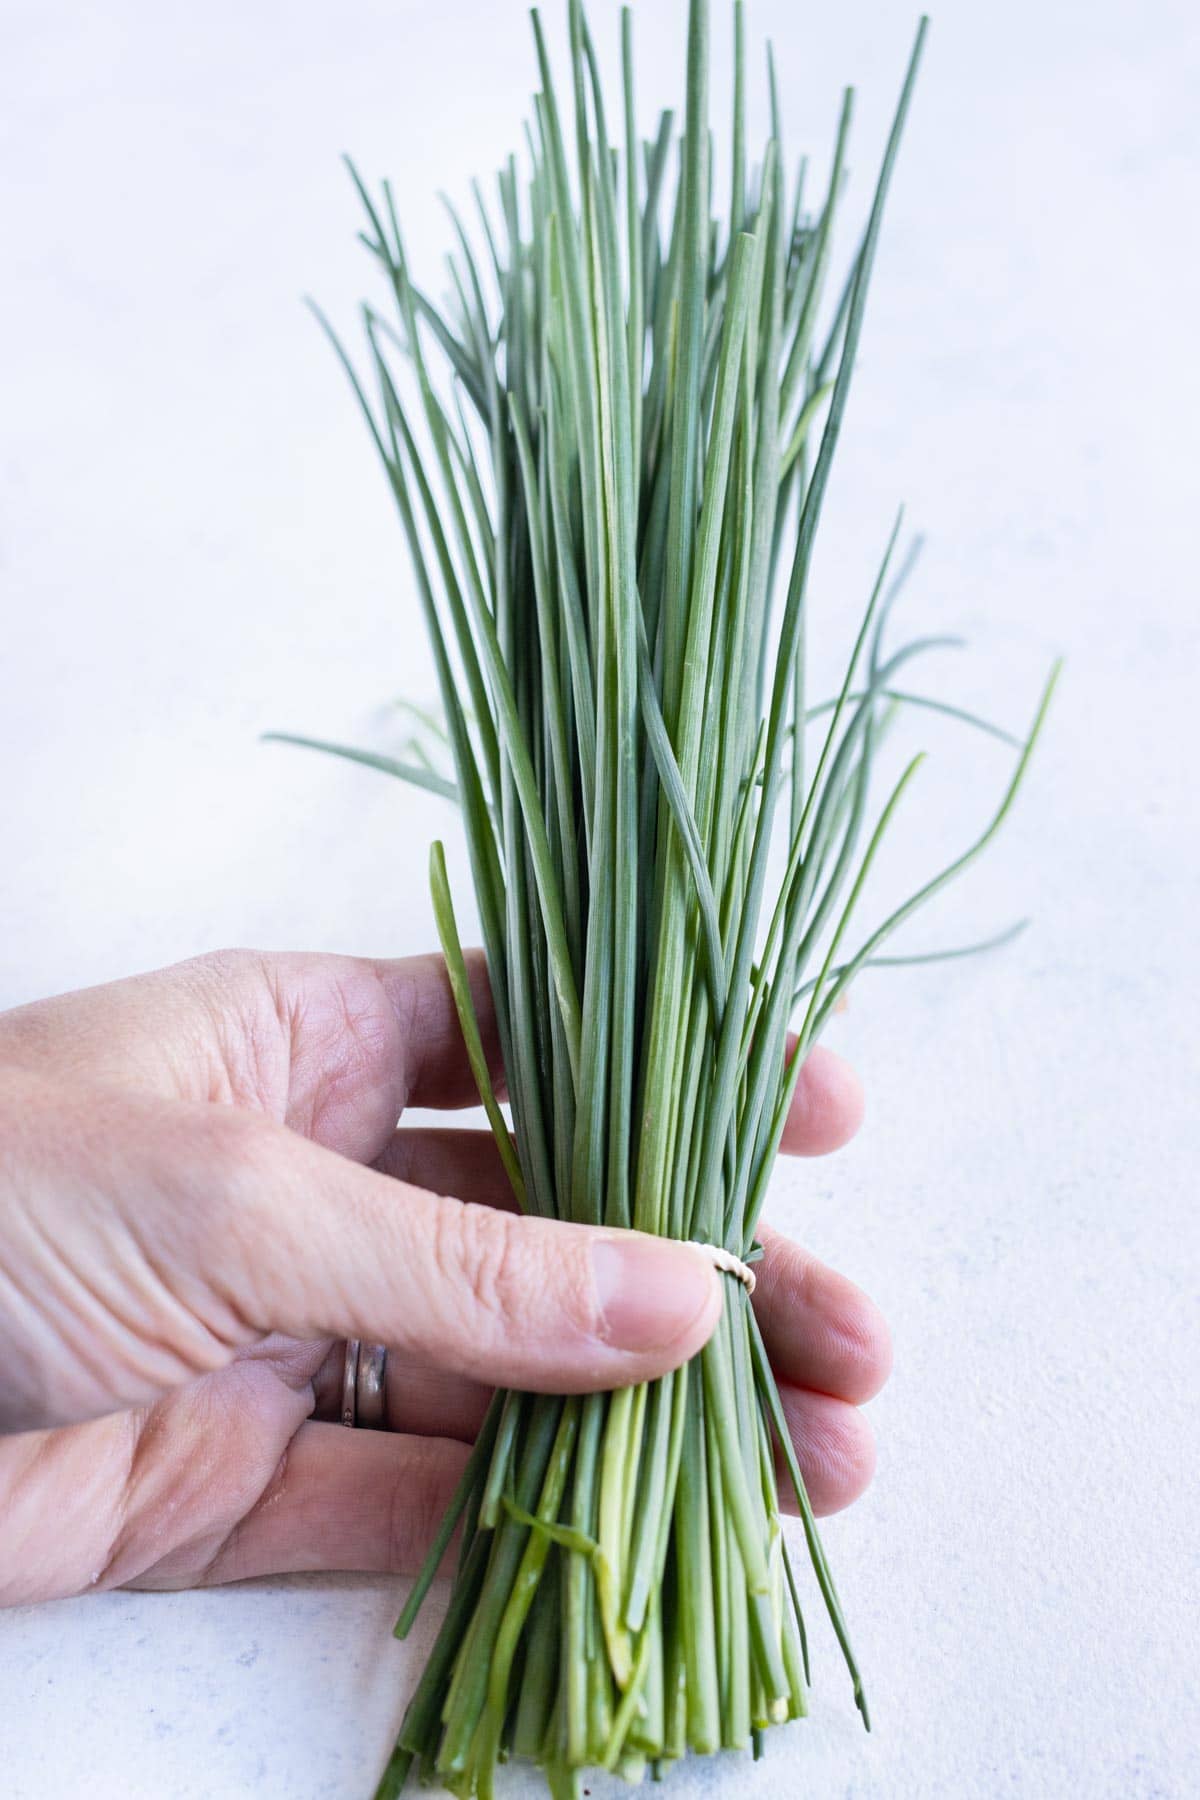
<box><xmin>175</xmin><ymin>1107</ymin><xmax>725</xmax><ymax>1393</ymax></box>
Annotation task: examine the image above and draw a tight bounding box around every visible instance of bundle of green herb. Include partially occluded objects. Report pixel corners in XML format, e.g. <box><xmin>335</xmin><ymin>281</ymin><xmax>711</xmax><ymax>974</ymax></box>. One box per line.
<box><xmin>289</xmin><ymin>2</ymin><xmax>1056</xmax><ymax>1792</ymax></box>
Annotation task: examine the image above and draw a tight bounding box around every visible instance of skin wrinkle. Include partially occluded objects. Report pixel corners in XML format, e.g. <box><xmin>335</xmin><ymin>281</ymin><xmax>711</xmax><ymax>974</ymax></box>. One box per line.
<box><xmin>427</xmin><ymin>1200</ymin><xmax>599</xmax><ymax>1378</ymax></box>
<box><xmin>84</xmin><ymin>1110</ymin><xmax>252</xmax><ymax>1387</ymax></box>
<box><xmin>428</xmin><ymin>1196</ymin><xmax>518</xmax><ymax>1343</ymax></box>
<box><xmin>390</xmin><ymin>1432</ymin><xmax>474</xmax><ymax>1576</ymax></box>
<box><xmin>381</xmin><ymin>955</ymin><xmax>426</xmax><ymax>1114</ymax></box>
<box><xmin>296</xmin><ymin>975</ymin><xmax>404</xmax><ymax>1154</ymax></box>
<box><xmin>0</xmin><ymin>1422</ymin><xmax>125</xmax><ymax>1603</ymax></box>
<box><xmin>29</xmin><ymin>1243</ymin><xmax>193</xmax><ymax>1415</ymax></box>
<box><xmin>198</xmin><ymin>1431</ymin><xmax>297</xmax><ymax>1589</ymax></box>
<box><xmin>85</xmin><ymin>1407</ymin><xmax>147</xmax><ymax>1593</ymax></box>
<box><xmin>0</xmin><ymin>1433</ymin><xmax>48</xmax><ymax>1601</ymax></box>
<box><xmin>385</xmin><ymin>1436</ymin><xmax>451</xmax><ymax>1576</ymax></box>
<box><xmin>202</xmin><ymin>950</ymin><xmax>291</xmax><ymax>1114</ymax></box>
<box><xmin>266</xmin><ymin>961</ymin><xmax>327</xmax><ymax>1130</ymax></box>
<box><xmin>776</xmin><ymin>1384</ymin><xmax>876</xmax><ymax>1514</ymax></box>
<box><xmin>5</xmin><ymin>1126</ymin><xmax>204</xmax><ymax>1418</ymax></box>
<box><xmin>407</xmin><ymin>954</ymin><xmax>471</xmax><ymax>1103</ymax></box>
<box><xmin>0</xmin><ymin>1226</ymin><xmax>68</xmax><ymax>1430</ymax></box>
<box><xmin>247</xmin><ymin>1332</ymin><xmax>331</xmax><ymax>1395</ymax></box>
<box><xmin>117</xmin><ymin>1196</ymin><xmax>255</xmax><ymax>1389</ymax></box>
<box><xmin>177</xmin><ymin>1111</ymin><xmax>301</xmax><ymax>1346</ymax></box>
<box><xmin>818</xmin><ymin>1298</ymin><xmax>892</xmax><ymax>1402</ymax></box>
<box><xmin>382</xmin><ymin>950</ymin><xmax>507</xmax><ymax>1112</ymax></box>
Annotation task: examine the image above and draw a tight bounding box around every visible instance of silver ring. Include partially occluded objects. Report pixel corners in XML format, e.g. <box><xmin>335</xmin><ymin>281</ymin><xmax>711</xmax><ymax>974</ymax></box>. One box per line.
<box><xmin>340</xmin><ymin>1339</ymin><xmax>361</xmax><ymax>1427</ymax></box>
<box><xmin>356</xmin><ymin>1343</ymin><xmax>389</xmax><ymax>1429</ymax></box>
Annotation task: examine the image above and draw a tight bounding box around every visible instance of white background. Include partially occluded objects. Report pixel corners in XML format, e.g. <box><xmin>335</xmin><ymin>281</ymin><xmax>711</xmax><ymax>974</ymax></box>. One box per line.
<box><xmin>1</xmin><ymin>0</ymin><xmax>1198</xmax><ymax>1795</ymax></box>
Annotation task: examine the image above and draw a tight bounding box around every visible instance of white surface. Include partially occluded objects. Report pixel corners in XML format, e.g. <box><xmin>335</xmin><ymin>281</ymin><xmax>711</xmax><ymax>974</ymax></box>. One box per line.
<box><xmin>1</xmin><ymin>0</ymin><xmax>1198</xmax><ymax>1796</ymax></box>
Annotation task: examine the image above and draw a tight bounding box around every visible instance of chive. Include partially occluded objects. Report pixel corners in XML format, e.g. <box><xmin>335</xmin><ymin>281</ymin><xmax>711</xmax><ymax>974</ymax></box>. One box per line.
<box><xmin>293</xmin><ymin>4</ymin><xmax>1057</xmax><ymax>1792</ymax></box>
<box><xmin>429</xmin><ymin>843</ymin><xmax>526</xmax><ymax>1211</ymax></box>
<box><xmin>261</xmin><ymin>732</ymin><xmax>460</xmax><ymax>803</ymax></box>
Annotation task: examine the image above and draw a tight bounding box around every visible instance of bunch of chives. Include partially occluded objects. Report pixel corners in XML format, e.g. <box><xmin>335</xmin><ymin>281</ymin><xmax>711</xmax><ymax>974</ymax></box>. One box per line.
<box><xmin>295</xmin><ymin>3</ymin><xmax>1057</xmax><ymax>1793</ymax></box>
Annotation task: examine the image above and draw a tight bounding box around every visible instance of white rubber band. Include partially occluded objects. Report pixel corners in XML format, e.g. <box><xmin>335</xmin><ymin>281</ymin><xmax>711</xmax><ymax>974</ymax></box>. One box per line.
<box><xmin>692</xmin><ymin>1241</ymin><xmax>757</xmax><ymax>1296</ymax></box>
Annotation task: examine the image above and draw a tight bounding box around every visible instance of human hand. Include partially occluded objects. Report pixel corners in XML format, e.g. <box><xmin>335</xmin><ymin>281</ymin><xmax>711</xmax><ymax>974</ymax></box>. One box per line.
<box><xmin>0</xmin><ymin>949</ymin><xmax>889</xmax><ymax>1604</ymax></box>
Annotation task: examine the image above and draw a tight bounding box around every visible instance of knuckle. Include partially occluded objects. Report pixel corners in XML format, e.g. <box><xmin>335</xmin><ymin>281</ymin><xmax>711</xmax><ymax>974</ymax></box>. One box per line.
<box><xmin>296</xmin><ymin>969</ymin><xmax>401</xmax><ymax>1141</ymax></box>
<box><xmin>828</xmin><ymin>1294</ymin><xmax>893</xmax><ymax>1401</ymax></box>
<box><xmin>387</xmin><ymin>1441</ymin><xmax>467</xmax><ymax>1574</ymax></box>
<box><xmin>180</xmin><ymin>947</ymin><xmax>270</xmax><ymax>1007</ymax></box>
<box><xmin>782</xmin><ymin>1392</ymin><xmax>876</xmax><ymax>1516</ymax></box>
<box><xmin>821</xmin><ymin>1404</ymin><xmax>876</xmax><ymax>1504</ymax></box>
<box><xmin>432</xmin><ymin>1200</ymin><xmax>534</xmax><ymax>1330</ymax></box>
<box><xmin>186</xmin><ymin>1104</ymin><xmax>280</xmax><ymax>1222</ymax></box>
<box><xmin>386</xmin><ymin>1464</ymin><xmax>419</xmax><ymax>1573</ymax></box>
<box><xmin>190</xmin><ymin>946</ymin><xmax>266</xmax><ymax>983</ymax></box>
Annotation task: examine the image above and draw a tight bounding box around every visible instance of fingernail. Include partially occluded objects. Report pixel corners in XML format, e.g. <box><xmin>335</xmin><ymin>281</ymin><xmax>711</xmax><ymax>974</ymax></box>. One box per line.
<box><xmin>591</xmin><ymin>1235</ymin><xmax>720</xmax><ymax>1354</ymax></box>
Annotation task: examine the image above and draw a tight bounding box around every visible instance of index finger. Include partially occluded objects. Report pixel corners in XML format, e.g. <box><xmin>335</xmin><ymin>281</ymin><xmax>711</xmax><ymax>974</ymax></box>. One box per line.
<box><xmin>0</xmin><ymin>947</ymin><xmax>506</xmax><ymax>1166</ymax></box>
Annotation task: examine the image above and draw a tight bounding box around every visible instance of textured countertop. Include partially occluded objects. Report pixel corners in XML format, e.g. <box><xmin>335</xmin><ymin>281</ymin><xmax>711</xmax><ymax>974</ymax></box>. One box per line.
<box><xmin>1</xmin><ymin>0</ymin><xmax>1197</xmax><ymax>1795</ymax></box>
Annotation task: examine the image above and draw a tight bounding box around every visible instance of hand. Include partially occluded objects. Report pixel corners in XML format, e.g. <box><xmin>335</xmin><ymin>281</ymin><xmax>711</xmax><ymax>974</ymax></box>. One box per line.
<box><xmin>0</xmin><ymin>949</ymin><xmax>889</xmax><ymax>1605</ymax></box>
